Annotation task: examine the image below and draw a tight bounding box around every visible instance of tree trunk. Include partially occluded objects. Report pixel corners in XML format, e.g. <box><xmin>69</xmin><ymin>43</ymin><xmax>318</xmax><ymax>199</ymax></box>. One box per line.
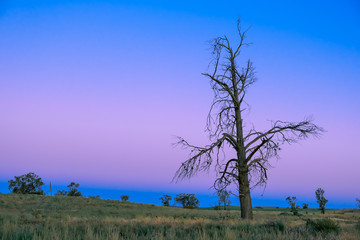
<box><xmin>239</xmin><ymin>171</ymin><xmax>253</xmax><ymax>219</ymax></box>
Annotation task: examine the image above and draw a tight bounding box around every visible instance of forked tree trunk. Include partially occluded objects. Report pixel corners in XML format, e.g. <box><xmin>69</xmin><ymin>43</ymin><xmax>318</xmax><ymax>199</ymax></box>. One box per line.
<box><xmin>239</xmin><ymin>171</ymin><xmax>253</xmax><ymax>219</ymax></box>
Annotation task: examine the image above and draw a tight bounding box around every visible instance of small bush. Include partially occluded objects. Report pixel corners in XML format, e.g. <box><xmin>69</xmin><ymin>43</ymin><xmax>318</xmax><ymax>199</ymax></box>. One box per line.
<box><xmin>121</xmin><ymin>195</ymin><xmax>129</xmax><ymax>202</ymax></box>
<box><xmin>279</xmin><ymin>212</ymin><xmax>292</xmax><ymax>216</ymax></box>
<box><xmin>306</xmin><ymin>218</ymin><xmax>340</xmax><ymax>234</ymax></box>
<box><xmin>263</xmin><ymin>221</ymin><xmax>285</xmax><ymax>232</ymax></box>
<box><xmin>183</xmin><ymin>206</ymin><xmax>196</xmax><ymax>209</ymax></box>
<box><xmin>55</xmin><ymin>190</ymin><xmax>67</xmax><ymax>196</ymax></box>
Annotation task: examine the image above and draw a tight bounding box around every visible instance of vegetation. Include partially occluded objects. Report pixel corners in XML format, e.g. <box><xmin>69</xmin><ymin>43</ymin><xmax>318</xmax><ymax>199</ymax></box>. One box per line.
<box><xmin>0</xmin><ymin>194</ymin><xmax>359</xmax><ymax>239</ymax></box>
<box><xmin>55</xmin><ymin>190</ymin><xmax>67</xmax><ymax>196</ymax></box>
<box><xmin>173</xmin><ymin>19</ymin><xmax>323</xmax><ymax>219</ymax></box>
<box><xmin>316</xmin><ymin>188</ymin><xmax>328</xmax><ymax>214</ymax></box>
<box><xmin>306</xmin><ymin>218</ymin><xmax>340</xmax><ymax>234</ymax></box>
<box><xmin>55</xmin><ymin>182</ymin><xmax>82</xmax><ymax>197</ymax></box>
<box><xmin>8</xmin><ymin>172</ymin><xmax>45</xmax><ymax>195</ymax></box>
<box><xmin>303</xmin><ymin>203</ymin><xmax>309</xmax><ymax>209</ymax></box>
<box><xmin>175</xmin><ymin>193</ymin><xmax>199</xmax><ymax>208</ymax></box>
<box><xmin>159</xmin><ymin>194</ymin><xmax>172</xmax><ymax>207</ymax></box>
<box><xmin>286</xmin><ymin>196</ymin><xmax>299</xmax><ymax>215</ymax></box>
<box><xmin>121</xmin><ymin>195</ymin><xmax>129</xmax><ymax>202</ymax></box>
<box><xmin>216</xmin><ymin>189</ymin><xmax>231</xmax><ymax>210</ymax></box>
<box><xmin>67</xmin><ymin>182</ymin><xmax>82</xmax><ymax>197</ymax></box>
<box><xmin>356</xmin><ymin>198</ymin><xmax>360</xmax><ymax>208</ymax></box>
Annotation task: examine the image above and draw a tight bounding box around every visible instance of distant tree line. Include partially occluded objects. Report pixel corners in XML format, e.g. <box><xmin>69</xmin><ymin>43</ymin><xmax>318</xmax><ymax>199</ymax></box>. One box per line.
<box><xmin>286</xmin><ymin>188</ymin><xmax>330</xmax><ymax>215</ymax></box>
<box><xmin>7</xmin><ymin>172</ymin><xmax>360</xmax><ymax>210</ymax></box>
<box><xmin>8</xmin><ymin>172</ymin><xmax>82</xmax><ymax>197</ymax></box>
<box><xmin>159</xmin><ymin>193</ymin><xmax>200</xmax><ymax>208</ymax></box>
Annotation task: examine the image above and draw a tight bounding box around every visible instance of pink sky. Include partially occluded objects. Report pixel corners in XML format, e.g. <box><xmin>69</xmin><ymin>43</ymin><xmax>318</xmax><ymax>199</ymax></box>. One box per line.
<box><xmin>1</xmin><ymin>0</ymin><xmax>359</xmax><ymax>207</ymax></box>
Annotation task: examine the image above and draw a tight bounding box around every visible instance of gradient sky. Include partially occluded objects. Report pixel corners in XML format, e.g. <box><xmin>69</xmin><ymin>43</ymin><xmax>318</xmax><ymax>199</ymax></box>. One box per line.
<box><xmin>1</xmin><ymin>0</ymin><xmax>359</xmax><ymax>208</ymax></box>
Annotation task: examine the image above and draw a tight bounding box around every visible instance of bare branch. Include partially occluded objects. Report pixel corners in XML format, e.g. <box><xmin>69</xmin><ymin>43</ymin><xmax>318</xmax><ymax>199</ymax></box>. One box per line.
<box><xmin>173</xmin><ymin>135</ymin><xmax>226</xmax><ymax>182</ymax></box>
<box><xmin>245</xmin><ymin>118</ymin><xmax>324</xmax><ymax>151</ymax></box>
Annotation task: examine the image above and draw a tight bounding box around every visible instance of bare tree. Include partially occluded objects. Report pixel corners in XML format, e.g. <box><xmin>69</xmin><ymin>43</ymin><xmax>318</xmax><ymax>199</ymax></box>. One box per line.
<box><xmin>173</xmin><ymin>20</ymin><xmax>324</xmax><ymax>219</ymax></box>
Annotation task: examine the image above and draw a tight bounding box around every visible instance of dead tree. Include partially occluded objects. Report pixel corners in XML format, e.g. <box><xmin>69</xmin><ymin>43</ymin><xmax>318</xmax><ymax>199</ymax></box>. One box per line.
<box><xmin>173</xmin><ymin>20</ymin><xmax>324</xmax><ymax>220</ymax></box>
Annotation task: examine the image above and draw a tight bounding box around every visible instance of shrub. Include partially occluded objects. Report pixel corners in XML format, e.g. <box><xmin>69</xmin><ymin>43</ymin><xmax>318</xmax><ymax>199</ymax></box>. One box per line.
<box><xmin>175</xmin><ymin>193</ymin><xmax>199</xmax><ymax>208</ymax></box>
<box><xmin>55</xmin><ymin>190</ymin><xmax>67</xmax><ymax>196</ymax></box>
<box><xmin>8</xmin><ymin>172</ymin><xmax>45</xmax><ymax>195</ymax></box>
<box><xmin>159</xmin><ymin>194</ymin><xmax>172</xmax><ymax>206</ymax></box>
<box><xmin>121</xmin><ymin>195</ymin><xmax>129</xmax><ymax>202</ymax></box>
<box><xmin>306</xmin><ymin>218</ymin><xmax>340</xmax><ymax>234</ymax></box>
<box><xmin>263</xmin><ymin>221</ymin><xmax>285</xmax><ymax>232</ymax></box>
<box><xmin>286</xmin><ymin>196</ymin><xmax>298</xmax><ymax>215</ymax></box>
<box><xmin>302</xmin><ymin>203</ymin><xmax>309</xmax><ymax>209</ymax></box>
<box><xmin>67</xmin><ymin>182</ymin><xmax>82</xmax><ymax>197</ymax></box>
<box><xmin>54</xmin><ymin>182</ymin><xmax>82</xmax><ymax>197</ymax></box>
<box><xmin>214</xmin><ymin>205</ymin><xmax>221</xmax><ymax>210</ymax></box>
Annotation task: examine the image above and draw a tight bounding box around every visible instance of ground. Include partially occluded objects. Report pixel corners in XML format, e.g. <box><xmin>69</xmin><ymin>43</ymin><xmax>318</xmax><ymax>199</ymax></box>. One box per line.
<box><xmin>0</xmin><ymin>193</ymin><xmax>359</xmax><ymax>239</ymax></box>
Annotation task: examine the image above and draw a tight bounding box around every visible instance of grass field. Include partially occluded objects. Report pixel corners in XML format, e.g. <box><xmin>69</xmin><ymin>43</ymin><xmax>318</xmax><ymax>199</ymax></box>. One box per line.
<box><xmin>0</xmin><ymin>193</ymin><xmax>359</xmax><ymax>239</ymax></box>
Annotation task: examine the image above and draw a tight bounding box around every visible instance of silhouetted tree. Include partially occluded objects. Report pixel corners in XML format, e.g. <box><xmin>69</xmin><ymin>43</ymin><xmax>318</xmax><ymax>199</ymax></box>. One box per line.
<box><xmin>8</xmin><ymin>172</ymin><xmax>44</xmax><ymax>195</ymax></box>
<box><xmin>302</xmin><ymin>203</ymin><xmax>309</xmax><ymax>209</ymax></box>
<box><xmin>121</xmin><ymin>195</ymin><xmax>129</xmax><ymax>202</ymax></box>
<box><xmin>160</xmin><ymin>194</ymin><xmax>172</xmax><ymax>207</ymax></box>
<box><xmin>54</xmin><ymin>182</ymin><xmax>82</xmax><ymax>197</ymax></box>
<box><xmin>217</xmin><ymin>189</ymin><xmax>231</xmax><ymax>210</ymax></box>
<box><xmin>315</xmin><ymin>188</ymin><xmax>328</xmax><ymax>214</ymax></box>
<box><xmin>175</xmin><ymin>193</ymin><xmax>199</xmax><ymax>208</ymax></box>
<box><xmin>286</xmin><ymin>196</ymin><xmax>298</xmax><ymax>215</ymax></box>
<box><xmin>67</xmin><ymin>182</ymin><xmax>82</xmax><ymax>197</ymax></box>
<box><xmin>173</xmin><ymin>19</ymin><xmax>324</xmax><ymax>219</ymax></box>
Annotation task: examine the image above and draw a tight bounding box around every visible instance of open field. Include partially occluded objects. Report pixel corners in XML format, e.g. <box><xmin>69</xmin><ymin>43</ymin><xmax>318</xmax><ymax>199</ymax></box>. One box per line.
<box><xmin>0</xmin><ymin>193</ymin><xmax>359</xmax><ymax>240</ymax></box>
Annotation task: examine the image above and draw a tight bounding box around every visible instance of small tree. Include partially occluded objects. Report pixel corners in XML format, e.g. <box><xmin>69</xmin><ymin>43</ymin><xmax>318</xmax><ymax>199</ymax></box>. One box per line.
<box><xmin>217</xmin><ymin>189</ymin><xmax>231</xmax><ymax>210</ymax></box>
<box><xmin>286</xmin><ymin>196</ymin><xmax>298</xmax><ymax>215</ymax></box>
<box><xmin>159</xmin><ymin>194</ymin><xmax>172</xmax><ymax>207</ymax></box>
<box><xmin>302</xmin><ymin>203</ymin><xmax>309</xmax><ymax>209</ymax></box>
<box><xmin>8</xmin><ymin>172</ymin><xmax>44</xmax><ymax>195</ymax></box>
<box><xmin>175</xmin><ymin>193</ymin><xmax>199</xmax><ymax>208</ymax></box>
<box><xmin>121</xmin><ymin>195</ymin><xmax>129</xmax><ymax>202</ymax></box>
<box><xmin>315</xmin><ymin>188</ymin><xmax>328</xmax><ymax>214</ymax></box>
<box><xmin>67</xmin><ymin>182</ymin><xmax>82</xmax><ymax>197</ymax></box>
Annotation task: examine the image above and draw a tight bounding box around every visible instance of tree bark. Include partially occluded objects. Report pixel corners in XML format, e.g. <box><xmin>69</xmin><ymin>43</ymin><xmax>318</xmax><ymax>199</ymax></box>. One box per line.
<box><xmin>239</xmin><ymin>171</ymin><xmax>253</xmax><ymax>219</ymax></box>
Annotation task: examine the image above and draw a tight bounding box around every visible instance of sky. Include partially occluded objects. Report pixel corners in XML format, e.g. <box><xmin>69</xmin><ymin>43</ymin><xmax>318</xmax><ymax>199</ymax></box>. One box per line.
<box><xmin>0</xmin><ymin>0</ymin><xmax>359</xmax><ymax>208</ymax></box>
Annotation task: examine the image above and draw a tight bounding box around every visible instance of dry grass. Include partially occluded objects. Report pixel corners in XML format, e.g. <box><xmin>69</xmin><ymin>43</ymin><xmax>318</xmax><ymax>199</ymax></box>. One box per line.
<box><xmin>0</xmin><ymin>193</ymin><xmax>359</xmax><ymax>239</ymax></box>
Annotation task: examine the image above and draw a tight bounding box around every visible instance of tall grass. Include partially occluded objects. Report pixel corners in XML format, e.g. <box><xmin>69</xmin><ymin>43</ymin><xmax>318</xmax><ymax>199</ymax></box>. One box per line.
<box><xmin>0</xmin><ymin>193</ymin><xmax>359</xmax><ymax>240</ymax></box>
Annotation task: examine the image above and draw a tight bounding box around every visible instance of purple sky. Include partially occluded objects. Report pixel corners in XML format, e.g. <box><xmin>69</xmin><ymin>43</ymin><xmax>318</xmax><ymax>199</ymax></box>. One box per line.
<box><xmin>1</xmin><ymin>0</ymin><xmax>359</xmax><ymax>207</ymax></box>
